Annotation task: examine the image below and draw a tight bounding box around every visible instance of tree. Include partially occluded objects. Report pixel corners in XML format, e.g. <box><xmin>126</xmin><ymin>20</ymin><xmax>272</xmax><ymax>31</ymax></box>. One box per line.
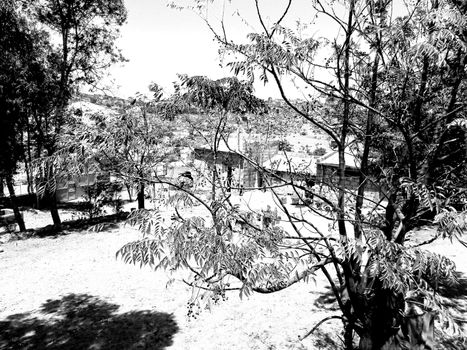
<box><xmin>119</xmin><ymin>1</ymin><xmax>466</xmax><ymax>349</ymax></box>
<box><xmin>66</xmin><ymin>87</ymin><xmax>179</xmax><ymax>210</ymax></box>
<box><xmin>172</xmin><ymin>75</ymin><xmax>267</xmax><ymax>198</ymax></box>
<box><xmin>27</xmin><ymin>0</ymin><xmax>127</xmax><ymax>227</ymax></box>
<box><xmin>0</xmin><ymin>0</ymin><xmax>45</xmax><ymax>231</ymax></box>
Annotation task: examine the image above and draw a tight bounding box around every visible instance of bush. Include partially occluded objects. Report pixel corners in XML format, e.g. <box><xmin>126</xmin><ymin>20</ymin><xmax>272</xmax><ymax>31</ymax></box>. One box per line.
<box><xmin>277</xmin><ymin>140</ymin><xmax>292</xmax><ymax>152</ymax></box>
<box><xmin>82</xmin><ymin>181</ymin><xmax>123</xmax><ymax>218</ymax></box>
<box><xmin>313</xmin><ymin>147</ymin><xmax>327</xmax><ymax>156</ymax></box>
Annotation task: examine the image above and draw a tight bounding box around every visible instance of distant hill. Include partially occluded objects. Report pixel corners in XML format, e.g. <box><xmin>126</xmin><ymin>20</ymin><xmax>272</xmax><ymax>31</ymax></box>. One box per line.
<box><xmin>73</xmin><ymin>92</ymin><xmax>128</xmax><ymax>110</ymax></box>
<box><xmin>71</xmin><ymin>92</ymin><xmax>333</xmax><ymax>156</ymax></box>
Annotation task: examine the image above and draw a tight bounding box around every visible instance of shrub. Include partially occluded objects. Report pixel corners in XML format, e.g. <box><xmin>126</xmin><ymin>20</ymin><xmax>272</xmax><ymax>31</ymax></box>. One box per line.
<box><xmin>82</xmin><ymin>181</ymin><xmax>123</xmax><ymax>218</ymax></box>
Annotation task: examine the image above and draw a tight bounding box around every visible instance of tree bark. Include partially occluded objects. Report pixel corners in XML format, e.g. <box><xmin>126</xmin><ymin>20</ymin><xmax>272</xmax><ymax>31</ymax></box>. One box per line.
<box><xmin>426</xmin><ymin>51</ymin><xmax>465</xmax><ymax>185</ymax></box>
<box><xmin>359</xmin><ymin>313</ymin><xmax>435</xmax><ymax>350</ymax></box>
<box><xmin>338</xmin><ymin>0</ymin><xmax>355</xmax><ymax>239</ymax></box>
<box><xmin>344</xmin><ymin>323</ymin><xmax>354</xmax><ymax>350</ymax></box>
<box><xmin>125</xmin><ymin>182</ymin><xmax>133</xmax><ymax>201</ymax></box>
<box><xmin>355</xmin><ymin>53</ymin><xmax>380</xmax><ymax>247</ymax></box>
<box><xmin>211</xmin><ymin>166</ymin><xmax>216</xmax><ymax>201</ymax></box>
<box><xmin>137</xmin><ymin>182</ymin><xmax>145</xmax><ymax>209</ymax></box>
<box><xmin>5</xmin><ymin>176</ymin><xmax>26</xmax><ymax>232</ymax></box>
<box><xmin>49</xmin><ymin>192</ymin><xmax>62</xmax><ymax>228</ymax></box>
<box><xmin>43</xmin><ymin>162</ymin><xmax>61</xmax><ymax>227</ymax></box>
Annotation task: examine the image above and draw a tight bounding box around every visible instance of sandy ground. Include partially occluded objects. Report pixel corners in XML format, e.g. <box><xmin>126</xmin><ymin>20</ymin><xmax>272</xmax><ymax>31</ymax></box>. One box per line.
<box><xmin>0</xmin><ymin>208</ymin><xmax>341</xmax><ymax>350</ymax></box>
<box><xmin>0</xmin><ymin>204</ymin><xmax>466</xmax><ymax>349</ymax></box>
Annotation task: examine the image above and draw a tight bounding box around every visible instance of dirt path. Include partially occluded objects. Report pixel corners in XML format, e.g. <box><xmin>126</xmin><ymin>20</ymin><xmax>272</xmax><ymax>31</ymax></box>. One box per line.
<box><xmin>0</xmin><ymin>218</ymin><xmax>339</xmax><ymax>350</ymax></box>
<box><xmin>0</xmin><ymin>212</ymin><xmax>465</xmax><ymax>349</ymax></box>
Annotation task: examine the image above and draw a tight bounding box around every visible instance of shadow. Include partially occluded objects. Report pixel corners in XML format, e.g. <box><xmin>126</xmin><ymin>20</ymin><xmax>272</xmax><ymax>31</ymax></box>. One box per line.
<box><xmin>312</xmin><ymin>275</ymin><xmax>467</xmax><ymax>349</ymax></box>
<box><xmin>438</xmin><ymin>272</ymin><xmax>467</xmax><ymax>299</ymax></box>
<box><xmin>437</xmin><ymin>271</ymin><xmax>467</xmax><ymax>322</ymax></box>
<box><xmin>56</xmin><ymin>199</ymin><xmax>133</xmax><ymax>212</ymax></box>
<box><xmin>32</xmin><ymin>212</ymin><xmax>130</xmax><ymax>238</ymax></box>
<box><xmin>56</xmin><ymin>201</ymin><xmax>93</xmax><ymax>211</ymax></box>
<box><xmin>437</xmin><ymin>271</ymin><xmax>467</xmax><ymax>348</ymax></box>
<box><xmin>0</xmin><ymin>294</ymin><xmax>178</xmax><ymax>350</ymax></box>
<box><xmin>313</xmin><ymin>286</ymin><xmax>340</xmax><ymax>311</ymax></box>
<box><xmin>311</xmin><ymin>329</ymin><xmax>342</xmax><ymax>350</ymax></box>
<box><xmin>436</xmin><ymin>329</ymin><xmax>467</xmax><ymax>350</ymax></box>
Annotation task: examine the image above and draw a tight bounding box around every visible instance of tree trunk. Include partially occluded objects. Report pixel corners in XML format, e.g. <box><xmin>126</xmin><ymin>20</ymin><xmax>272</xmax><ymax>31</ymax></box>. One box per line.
<box><xmin>137</xmin><ymin>182</ymin><xmax>145</xmax><ymax>209</ymax></box>
<box><xmin>5</xmin><ymin>176</ymin><xmax>26</xmax><ymax>232</ymax></box>
<box><xmin>356</xmin><ymin>284</ymin><xmax>423</xmax><ymax>350</ymax></box>
<box><xmin>25</xmin><ymin>120</ymin><xmax>34</xmax><ymax>195</ymax></box>
<box><xmin>226</xmin><ymin>166</ymin><xmax>232</xmax><ymax>192</ymax></box>
<box><xmin>125</xmin><ymin>182</ymin><xmax>133</xmax><ymax>201</ymax></box>
<box><xmin>359</xmin><ymin>312</ymin><xmax>435</xmax><ymax>350</ymax></box>
<box><xmin>355</xmin><ymin>52</ymin><xmax>380</xmax><ymax>243</ymax></box>
<box><xmin>359</xmin><ymin>333</ymin><xmax>373</xmax><ymax>350</ymax></box>
<box><xmin>344</xmin><ymin>323</ymin><xmax>354</xmax><ymax>350</ymax></box>
<box><xmin>49</xmin><ymin>192</ymin><xmax>62</xmax><ymax>228</ymax></box>
<box><xmin>211</xmin><ymin>166</ymin><xmax>217</xmax><ymax>201</ymax></box>
<box><xmin>337</xmin><ymin>0</ymin><xmax>354</xmax><ymax>239</ymax></box>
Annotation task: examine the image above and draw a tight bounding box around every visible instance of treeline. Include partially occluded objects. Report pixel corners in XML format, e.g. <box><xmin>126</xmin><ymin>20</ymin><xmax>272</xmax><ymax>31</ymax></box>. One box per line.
<box><xmin>0</xmin><ymin>0</ymin><xmax>127</xmax><ymax>230</ymax></box>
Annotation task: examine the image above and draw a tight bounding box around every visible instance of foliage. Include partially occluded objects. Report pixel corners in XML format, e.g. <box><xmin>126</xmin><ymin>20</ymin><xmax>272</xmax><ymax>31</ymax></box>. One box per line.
<box><xmin>312</xmin><ymin>147</ymin><xmax>327</xmax><ymax>157</ymax></box>
<box><xmin>277</xmin><ymin>140</ymin><xmax>292</xmax><ymax>152</ymax></box>
<box><xmin>0</xmin><ymin>1</ymin><xmax>53</xmax><ymax>230</ymax></box>
<box><xmin>174</xmin><ymin>74</ymin><xmax>267</xmax><ymax>115</ymax></box>
<box><xmin>117</xmin><ymin>1</ymin><xmax>467</xmax><ymax>349</ymax></box>
<box><xmin>0</xmin><ymin>2</ymin><xmax>28</xmax><ymax>178</ymax></box>
<box><xmin>33</xmin><ymin>0</ymin><xmax>127</xmax><ymax>89</ymax></box>
<box><xmin>23</xmin><ymin>0</ymin><xmax>127</xmax><ymax>226</ymax></box>
<box><xmin>78</xmin><ymin>94</ymin><xmax>178</xmax><ymax>209</ymax></box>
<box><xmin>82</xmin><ymin>181</ymin><xmax>123</xmax><ymax>219</ymax></box>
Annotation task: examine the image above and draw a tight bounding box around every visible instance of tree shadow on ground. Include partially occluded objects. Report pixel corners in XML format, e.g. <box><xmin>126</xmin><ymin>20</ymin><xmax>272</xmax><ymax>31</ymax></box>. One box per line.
<box><xmin>437</xmin><ymin>271</ymin><xmax>467</xmax><ymax>325</ymax></box>
<box><xmin>438</xmin><ymin>272</ymin><xmax>467</xmax><ymax>299</ymax></box>
<box><xmin>33</xmin><ymin>212</ymin><xmax>129</xmax><ymax>237</ymax></box>
<box><xmin>437</xmin><ymin>272</ymin><xmax>467</xmax><ymax>350</ymax></box>
<box><xmin>313</xmin><ymin>286</ymin><xmax>340</xmax><ymax>311</ymax></box>
<box><xmin>310</xmin><ymin>329</ymin><xmax>342</xmax><ymax>350</ymax></box>
<box><xmin>1</xmin><ymin>212</ymin><xmax>131</xmax><ymax>242</ymax></box>
<box><xmin>311</xmin><ymin>274</ymin><xmax>467</xmax><ymax>349</ymax></box>
<box><xmin>0</xmin><ymin>294</ymin><xmax>178</xmax><ymax>349</ymax></box>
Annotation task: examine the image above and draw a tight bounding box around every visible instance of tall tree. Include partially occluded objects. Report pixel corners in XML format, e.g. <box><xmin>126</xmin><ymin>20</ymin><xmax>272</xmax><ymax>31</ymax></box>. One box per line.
<box><xmin>173</xmin><ymin>75</ymin><xmax>267</xmax><ymax>199</ymax></box>
<box><xmin>62</xmin><ymin>87</ymin><xmax>179</xmax><ymax>210</ymax></box>
<box><xmin>119</xmin><ymin>1</ymin><xmax>467</xmax><ymax>349</ymax></box>
<box><xmin>0</xmin><ymin>0</ymin><xmax>44</xmax><ymax>231</ymax></box>
<box><xmin>29</xmin><ymin>0</ymin><xmax>127</xmax><ymax>227</ymax></box>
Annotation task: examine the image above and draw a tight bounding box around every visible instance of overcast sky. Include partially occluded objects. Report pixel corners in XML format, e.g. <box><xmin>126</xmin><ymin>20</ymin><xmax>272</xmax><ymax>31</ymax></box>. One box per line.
<box><xmin>106</xmin><ymin>0</ymin><xmax>223</xmax><ymax>98</ymax></box>
<box><xmin>105</xmin><ymin>0</ymin><xmax>322</xmax><ymax>99</ymax></box>
<box><xmin>104</xmin><ymin>0</ymin><xmax>405</xmax><ymax>100</ymax></box>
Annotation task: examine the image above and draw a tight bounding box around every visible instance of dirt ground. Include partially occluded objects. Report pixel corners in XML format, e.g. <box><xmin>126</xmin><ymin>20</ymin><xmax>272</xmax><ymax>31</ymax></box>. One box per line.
<box><xmin>0</xmin><ymin>207</ymin><xmax>466</xmax><ymax>349</ymax></box>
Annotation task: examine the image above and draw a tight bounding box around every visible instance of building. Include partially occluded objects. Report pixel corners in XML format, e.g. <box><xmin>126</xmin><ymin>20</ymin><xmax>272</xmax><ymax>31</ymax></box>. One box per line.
<box><xmin>262</xmin><ymin>153</ymin><xmax>316</xmax><ymax>186</ymax></box>
<box><xmin>316</xmin><ymin>150</ymin><xmax>381</xmax><ymax>195</ymax></box>
<box><xmin>316</xmin><ymin>150</ymin><xmax>361</xmax><ymax>188</ymax></box>
<box><xmin>192</xmin><ymin>139</ymin><xmax>245</xmax><ymax>192</ymax></box>
<box><xmin>56</xmin><ymin>172</ymin><xmax>110</xmax><ymax>202</ymax></box>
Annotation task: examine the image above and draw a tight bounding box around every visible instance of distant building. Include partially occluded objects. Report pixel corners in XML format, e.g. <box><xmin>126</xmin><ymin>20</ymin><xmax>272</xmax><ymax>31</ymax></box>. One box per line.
<box><xmin>316</xmin><ymin>150</ymin><xmax>361</xmax><ymax>188</ymax></box>
<box><xmin>262</xmin><ymin>152</ymin><xmax>317</xmax><ymax>203</ymax></box>
<box><xmin>56</xmin><ymin>172</ymin><xmax>110</xmax><ymax>202</ymax></box>
<box><xmin>193</xmin><ymin>141</ymin><xmax>244</xmax><ymax>192</ymax></box>
<box><xmin>316</xmin><ymin>150</ymin><xmax>380</xmax><ymax>194</ymax></box>
<box><xmin>262</xmin><ymin>153</ymin><xmax>316</xmax><ymax>186</ymax></box>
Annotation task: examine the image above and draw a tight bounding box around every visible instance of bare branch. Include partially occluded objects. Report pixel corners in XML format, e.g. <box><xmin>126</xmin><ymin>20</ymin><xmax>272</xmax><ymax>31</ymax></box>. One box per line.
<box><xmin>299</xmin><ymin>315</ymin><xmax>343</xmax><ymax>340</ymax></box>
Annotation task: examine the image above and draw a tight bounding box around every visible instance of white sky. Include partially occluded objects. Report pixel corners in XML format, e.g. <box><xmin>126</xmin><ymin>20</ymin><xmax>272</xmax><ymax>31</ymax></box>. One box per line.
<box><xmin>105</xmin><ymin>0</ymin><xmax>322</xmax><ymax>99</ymax></box>
<box><xmin>103</xmin><ymin>0</ymin><xmax>407</xmax><ymax>100</ymax></box>
<box><xmin>106</xmin><ymin>0</ymin><xmax>223</xmax><ymax>98</ymax></box>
